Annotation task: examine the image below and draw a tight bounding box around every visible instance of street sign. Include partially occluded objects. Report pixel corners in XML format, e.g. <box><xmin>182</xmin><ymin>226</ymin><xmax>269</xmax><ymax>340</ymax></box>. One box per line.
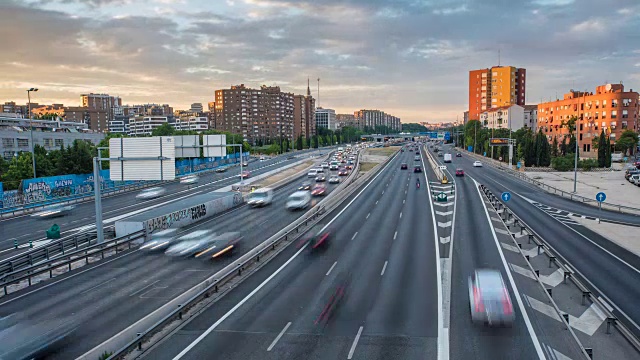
<box><xmin>109</xmin><ymin>137</ymin><xmax>176</xmax><ymax>181</ymax></box>
<box><xmin>436</xmin><ymin>192</ymin><xmax>448</xmax><ymax>202</ymax></box>
<box><xmin>501</xmin><ymin>192</ymin><xmax>511</xmax><ymax>202</ymax></box>
<box><xmin>439</xmin><ymin>165</ymin><xmax>447</xmax><ymax>170</ymax></box>
<box><xmin>490</xmin><ymin>138</ymin><xmax>510</xmax><ymax>146</ymax></box>
<box><xmin>499</xmin><ymin>157</ymin><xmax>503</xmax><ymax>161</ymax></box>
<box><xmin>596</xmin><ymin>192</ymin><xmax>606</xmax><ymax>202</ymax></box>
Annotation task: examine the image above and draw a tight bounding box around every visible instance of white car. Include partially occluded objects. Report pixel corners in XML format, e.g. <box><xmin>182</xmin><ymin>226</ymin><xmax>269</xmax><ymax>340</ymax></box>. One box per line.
<box><xmin>165</xmin><ymin>230</ymin><xmax>217</xmax><ymax>257</ymax></box>
<box><xmin>180</xmin><ymin>174</ymin><xmax>199</xmax><ymax>185</ymax></box>
<box><xmin>307</xmin><ymin>169</ymin><xmax>318</xmax><ymax>178</ymax></box>
<box><xmin>321</xmin><ymin>162</ymin><xmax>329</xmax><ymax>168</ymax></box>
<box><xmin>246</xmin><ymin>188</ymin><xmax>274</xmax><ymax>207</ymax></box>
<box><xmin>473</xmin><ymin>161</ymin><xmax>483</xmax><ymax>167</ymax></box>
<box><xmin>136</xmin><ymin>187</ymin><xmax>166</xmax><ymax>200</ymax></box>
<box><xmin>286</xmin><ymin>191</ymin><xmax>311</xmax><ymax>210</ymax></box>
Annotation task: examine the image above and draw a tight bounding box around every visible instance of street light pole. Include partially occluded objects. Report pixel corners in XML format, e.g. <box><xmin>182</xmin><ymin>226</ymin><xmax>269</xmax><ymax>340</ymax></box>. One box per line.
<box><xmin>27</xmin><ymin>88</ymin><xmax>38</xmax><ymax>178</ymax></box>
<box><xmin>474</xmin><ymin>121</ymin><xmax>477</xmax><ymax>154</ymax></box>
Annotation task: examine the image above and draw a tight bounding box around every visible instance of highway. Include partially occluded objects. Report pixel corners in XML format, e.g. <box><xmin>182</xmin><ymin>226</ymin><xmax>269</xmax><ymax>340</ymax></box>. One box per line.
<box><xmin>0</xmin><ymin>156</ymin><xmax>337</xmax><ymax>360</ymax></box>
<box><xmin>0</xmin><ymin>149</ymin><xmax>326</xmax><ymax>255</ymax></box>
<box><xmin>433</xmin><ymin>144</ymin><xmax>640</xmax><ymax>341</ymax></box>
<box><xmin>137</xmin><ymin>148</ymin><xmax>441</xmax><ymax>360</ymax></box>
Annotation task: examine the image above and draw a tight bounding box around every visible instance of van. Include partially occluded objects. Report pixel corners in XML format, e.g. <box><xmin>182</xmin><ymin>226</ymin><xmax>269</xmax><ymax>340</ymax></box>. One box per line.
<box><xmin>307</xmin><ymin>169</ymin><xmax>318</xmax><ymax>178</ymax></box>
<box><xmin>444</xmin><ymin>153</ymin><xmax>452</xmax><ymax>163</ymax></box>
<box><xmin>286</xmin><ymin>191</ymin><xmax>311</xmax><ymax>210</ymax></box>
<box><xmin>246</xmin><ymin>187</ymin><xmax>274</xmax><ymax>207</ymax></box>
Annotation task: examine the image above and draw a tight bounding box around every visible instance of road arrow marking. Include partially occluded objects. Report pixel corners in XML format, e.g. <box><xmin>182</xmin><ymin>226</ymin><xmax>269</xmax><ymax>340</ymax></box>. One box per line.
<box><xmin>550</xmin><ymin>347</ymin><xmax>573</xmax><ymax>360</ymax></box>
<box><xmin>490</xmin><ymin>216</ymin><xmax>501</xmax><ymax>222</ymax></box>
<box><xmin>525</xmin><ymin>295</ymin><xmax>606</xmax><ymax>336</ymax></box>
<box><xmin>436</xmin><ymin>211</ymin><xmax>453</xmax><ymax>216</ymax></box>
<box><xmin>494</xmin><ymin>228</ymin><xmax>509</xmax><ymax>235</ymax></box>
<box><xmin>438</xmin><ymin>221</ymin><xmax>452</xmax><ymax>228</ymax></box>
<box><xmin>431</xmin><ymin>185</ymin><xmax>453</xmax><ymax>190</ymax></box>
<box><xmin>500</xmin><ymin>243</ymin><xmax>540</xmax><ymax>259</ymax></box>
<box><xmin>510</xmin><ymin>263</ymin><xmax>564</xmax><ymax>287</ymax></box>
<box><xmin>434</xmin><ymin>202</ymin><xmax>453</xmax><ymax>207</ymax></box>
<box><xmin>440</xmin><ymin>236</ymin><xmax>451</xmax><ymax>244</ymax></box>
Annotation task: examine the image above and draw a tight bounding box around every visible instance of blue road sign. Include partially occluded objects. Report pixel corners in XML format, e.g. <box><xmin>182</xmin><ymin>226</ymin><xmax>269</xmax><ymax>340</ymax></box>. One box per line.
<box><xmin>596</xmin><ymin>192</ymin><xmax>606</xmax><ymax>202</ymax></box>
<box><xmin>501</xmin><ymin>192</ymin><xmax>511</xmax><ymax>202</ymax></box>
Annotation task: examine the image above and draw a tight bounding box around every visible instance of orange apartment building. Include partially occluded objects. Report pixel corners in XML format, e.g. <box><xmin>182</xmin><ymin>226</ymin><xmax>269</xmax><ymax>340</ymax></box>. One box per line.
<box><xmin>469</xmin><ymin>66</ymin><xmax>526</xmax><ymax>121</ymax></box>
<box><xmin>537</xmin><ymin>84</ymin><xmax>639</xmax><ymax>157</ymax></box>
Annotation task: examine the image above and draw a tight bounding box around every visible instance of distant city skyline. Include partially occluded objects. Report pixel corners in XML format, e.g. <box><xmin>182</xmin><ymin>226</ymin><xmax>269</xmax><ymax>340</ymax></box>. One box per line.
<box><xmin>1</xmin><ymin>0</ymin><xmax>639</xmax><ymax>123</ymax></box>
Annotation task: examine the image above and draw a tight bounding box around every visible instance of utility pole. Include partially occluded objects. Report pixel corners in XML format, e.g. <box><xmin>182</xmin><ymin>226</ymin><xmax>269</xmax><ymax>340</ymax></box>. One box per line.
<box><xmin>27</xmin><ymin>88</ymin><xmax>38</xmax><ymax>178</ymax></box>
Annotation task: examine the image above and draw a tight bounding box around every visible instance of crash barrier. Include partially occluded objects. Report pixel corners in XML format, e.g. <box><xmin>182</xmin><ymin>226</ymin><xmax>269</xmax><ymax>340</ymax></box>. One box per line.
<box><xmin>0</xmin><ymin>227</ymin><xmax>116</xmax><ymax>280</ymax></box>
<box><xmin>424</xmin><ymin>145</ymin><xmax>446</xmax><ymax>181</ymax></box>
<box><xmin>0</xmin><ymin>229</ymin><xmax>143</xmax><ymax>297</ymax></box>
<box><xmin>480</xmin><ymin>184</ymin><xmax>640</xmax><ymax>356</ymax></box>
<box><xmin>104</xmin><ymin>148</ymin><xmax>391</xmax><ymax>360</ymax></box>
<box><xmin>461</xmin><ymin>148</ymin><xmax>640</xmax><ymax>216</ymax></box>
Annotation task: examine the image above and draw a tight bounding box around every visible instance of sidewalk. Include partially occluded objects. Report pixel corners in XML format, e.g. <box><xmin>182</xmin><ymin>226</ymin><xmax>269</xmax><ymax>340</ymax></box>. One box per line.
<box><xmin>523</xmin><ymin>170</ymin><xmax>640</xmax><ymax>209</ymax></box>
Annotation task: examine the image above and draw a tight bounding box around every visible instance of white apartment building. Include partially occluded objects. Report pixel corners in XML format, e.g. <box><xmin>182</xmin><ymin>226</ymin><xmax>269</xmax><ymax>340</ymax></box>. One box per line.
<box><xmin>173</xmin><ymin>116</ymin><xmax>209</xmax><ymax>132</ymax></box>
<box><xmin>128</xmin><ymin>116</ymin><xmax>169</xmax><ymax>136</ymax></box>
<box><xmin>480</xmin><ymin>104</ymin><xmax>525</xmax><ymax>130</ymax></box>
<box><xmin>524</xmin><ymin>105</ymin><xmax>538</xmax><ymax>131</ymax></box>
<box><xmin>316</xmin><ymin>108</ymin><xmax>337</xmax><ymax>130</ymax></box>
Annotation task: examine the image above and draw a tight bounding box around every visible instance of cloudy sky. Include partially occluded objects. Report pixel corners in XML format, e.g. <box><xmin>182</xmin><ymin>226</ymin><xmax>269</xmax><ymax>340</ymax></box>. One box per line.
<box><xmin>1</xmin><ymin>0</ymin><xmax>639</xmax><ymax>123</ymax></box>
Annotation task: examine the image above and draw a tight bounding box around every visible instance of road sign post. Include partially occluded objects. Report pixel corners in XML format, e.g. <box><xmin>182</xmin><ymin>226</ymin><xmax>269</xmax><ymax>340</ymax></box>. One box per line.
<box><xmin>501</xmin><ymin>192</ymin><xmax>511</xmax><ymax>202</ymax></box>
<box><xmin>596</xmin><ymin>192</ymin><xmax>606</xmax><ymax>224</ymax></box>
<box><xmin>436</xmin><ymin>192</ymin><xmax>448</xmax><ymax>202</ymax></box>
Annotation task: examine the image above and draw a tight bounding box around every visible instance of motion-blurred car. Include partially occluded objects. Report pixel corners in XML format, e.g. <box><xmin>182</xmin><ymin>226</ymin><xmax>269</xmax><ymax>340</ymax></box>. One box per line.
<box><xmin>246</xmin><ymin>187</ymin><xmax>274</xmax><ymax>207</ymax></box>
<box><xmin>180</xmin><ymin>174</ymin><xmax>199</xmax><ymax>185</ymax></box>
<box><xmin>195</xmin><ymin>232</ymin><xmax>243</xmax><ymax>259</ymax></box>
<box><xmin>315</xmin><ymin>174</ymin><xmax>327</xmax><ymax>182</ymax></box>
<box><xmin>400</xmin><ymin>163</ymin><xmax>408</xmax><ymax>170</ymax></box>
<box><xmin>338</xmin><ymin>168</ymin><xmax>348</xmax><ymax>176</ymax></box>
<box><xmin>286</xmin><ymin>191</ymin><xmax>312</xmax><ymax>210</ymax></box>
<box><xmin>456</xmin><ymin>153</ymin><xmax>462</xmax><ymax>157</ymax></box>
<box><xmin>240</xmin><ymin>170</ymin><xmax>251</xmax><ymax>178</ymax></box>
<box><xmin>345</xmin><ymin>164</ymin><xmax>353</xmax><ymax>170</ymax></box>
<box><xmin>321</xmin><ymin>162</ymin><xmax>329</xmax><ymax>168</ymax></box>
<box><xmin>468</xmin><ymin>269</ymin><xmax>515</xmax><ymax>327</ymax></box>
<box><xmin>414</xmin><ymin>165</ymin><xmax>422</xmax><ymax>173</ymax></box>
<box><xmin>298</xmin><ymin>225</ymin><xmax>332</xmax><ymax>250</ymax></box>
<box><xmin>242</xmin><ymin>161</ymin><xmax>249</xmax><ymax>167</ymax></box>
<box><xmin>215</xmin><ymin>167</ymin><xmax>227</xmax><ymax>173</ymax></box>
<box><xmin>140</xmin><ymin>228</ymin><xmax>180</xmax><ymax>251</ymax></box>
<box><xmin>437</xmin><ymin>152</ymin><xmax>443</xmax><ymax>157</ymax></box>
<box><xmin>0</xmin><ymin>313</ymin><xmax>78</xmax><ymax>360</ymax></box>
<box><xmin>415</xmin><ymin>151</ymin><xmax>420</xmax><ymax>155</ymax></box>
<box><xmin>136</xmin><ymin>187</ymin><xmax>166</xmax><ymax>200</ymax></box>
<box><xmin>328</xmin><ymin>175</ymin><xmax>340</xmax><ymax>184</ymax></box>
<box><xmin>311</xmin><ymin>184</ymin><xmax>327</xmax><ymax>196</ymax></box>
<box><xmin>414</xmin><ymin>156</ymin><xmax>420</xmax><ymax>161</ymax></box>
<box><xmin>315</xmin><ymin>271</ymin><xmax>351</xmax><ymax>325</ymax></box>
<box><xmin>31</xmin><ymin>204</ymin><xmax>75</xmax><ymax>219</ymax></box>
<box><xmin>455</xmin><ymin>169</ymin><xmax>465</xmax><ymax>177</ymax></box>
<box><xmin>165</xmin><ymin>230</ymin><xmax>217</xmax><ymax>257</ymax></box>
<box><xmin>299</xmin><ymin>182</ymin><xmax>312</xmax><ymax>191</ymax></box>
<box><xmin>473</xmin><ymin>161</ymin><xmax>483</xmax><ymax>167</ymax></box>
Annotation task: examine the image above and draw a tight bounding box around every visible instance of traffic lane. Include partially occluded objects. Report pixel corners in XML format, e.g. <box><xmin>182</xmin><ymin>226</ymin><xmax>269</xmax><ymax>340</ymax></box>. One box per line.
<box><xmin>0</xmin><ymin>177</ymin><xmax>329</xmax><ymax>359</ymax></box>
<box><xmin>445</xmin><ymin>148</ymin><xmax>640</xmax><ymax>224</ymax></box>
<box><xmin>466</xmin><ymin>168</ymin><xmax>640</xmax><ymax>333</ymax></box>
<box><xmin>139</xmin><ymin>152</ymin><xmax>406</xmax><ymax>360</ymax></box>
<box><xmin>0</xmin><ymin>155</ymin><xmax>312</xmax><ymax>249</ymax></box>
<box><xmin>449</xmin><ymin>172</ymin><xmax>538</xmax><ymax>360</ymax></box>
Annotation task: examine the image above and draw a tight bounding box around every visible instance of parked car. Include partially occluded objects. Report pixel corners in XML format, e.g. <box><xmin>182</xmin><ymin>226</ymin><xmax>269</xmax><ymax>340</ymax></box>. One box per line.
<box><xmin>629</xmin><ymin>174</ymin><xmax>640</xmax><ymax>186</ymax></box>
<box><xmin>136</xmin><ymin>187</ymin><xmax>166</xmax><ymax>200</ymax></box>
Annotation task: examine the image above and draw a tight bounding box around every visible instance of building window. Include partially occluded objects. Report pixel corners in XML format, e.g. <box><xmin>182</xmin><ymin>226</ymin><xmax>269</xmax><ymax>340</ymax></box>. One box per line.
<box><xmin>622</xmin><ymin>98</ymin><xmax>631</xmax><ymax>107</ymax></box>
<box><xmin>2</xmin><ymin>138</ymin><xmax>15</xmax><ymax>147</ymax></box>
<box><xmin>43</xmin><ymin>138</ymin><xmax>54</xmax><ymax>147</ymax></box>
<box><xmin>611</xmin><ymin>110</ymin><xmax>617</xmax><ymax>119</ymax></box>
<box><xmin>611</xmin><ymin>99</ymin><xmax>618</xmax><ymax>107</ymax></box>
<box><xmin>602</xmin><ymin>111</ymin><xmax>607</xmax><ymax>119</ymax></box>
<box><xmin>17</xmin><ymin>138</ymin><xmax>30</xmax><ymax>147</ymax></box>
<box><xmin>622</xmin><ymin>110</ymin><xmax>628</xmax><ymax>118</ymax></box>
<box><xmin>602</xmin><ymin>100</ymin><xmax>607</xmax><ymax>108</ymax></box>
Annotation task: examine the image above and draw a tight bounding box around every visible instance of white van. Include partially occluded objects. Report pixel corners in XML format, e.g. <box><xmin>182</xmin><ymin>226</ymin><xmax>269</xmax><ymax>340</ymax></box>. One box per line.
<box><xmin>286</xmin><ymin>191</ymin><xmax>311</xmax><ymax>210</ymax></box>
<box><xmin>444</xmin><ymin>153</ymin><xmax>452</xmax><ymax>163</ymax></box>
<box><xmin>246</xmin><ymin>187</ymin><xmax>274</xmax><ymax>207</ymax></box>
<box><xmin>307</xmin><ymin>169</ymin><xmax>319</xmax><ymax>178</ymax></box>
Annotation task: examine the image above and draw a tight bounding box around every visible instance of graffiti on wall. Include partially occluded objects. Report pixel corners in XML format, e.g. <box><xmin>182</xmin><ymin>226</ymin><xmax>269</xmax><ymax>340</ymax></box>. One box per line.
<box><xmin>145</xmin><ymin>202</ymin><xmax>208</xmax><ymax>233</ymax></box>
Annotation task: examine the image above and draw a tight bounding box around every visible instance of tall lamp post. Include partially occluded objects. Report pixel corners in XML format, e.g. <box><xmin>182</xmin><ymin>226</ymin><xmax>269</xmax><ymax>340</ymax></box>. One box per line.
<box><xmin>27</xmin><ymin>88</ymin><xmax>38</xmax><ymax>178</ymax></box>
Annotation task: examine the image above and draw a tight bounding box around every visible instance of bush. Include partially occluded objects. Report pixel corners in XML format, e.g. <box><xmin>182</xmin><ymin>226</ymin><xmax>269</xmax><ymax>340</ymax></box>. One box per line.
<box><xmin>578</xmin><ymin>158</ymin><xmax>598</xmax><ymax>170</ymax></box>
<box><xmin>551</xmin><ymin>155</ymin><xmax>574</xmax><ymax>171</ymax></box>
<box><xmin>98</xmin><ymin>351</ymin><xmax>113</xmax><ymax>360</ymax></box>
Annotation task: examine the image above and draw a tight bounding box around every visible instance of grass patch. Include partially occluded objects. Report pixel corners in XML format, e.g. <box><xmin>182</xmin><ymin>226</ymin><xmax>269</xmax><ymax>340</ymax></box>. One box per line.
<box><xmin>365</xmin><ymin>147</ymin><xmax>397</xmax><ymax>156</ymax></box>
<box><xmin>360</xmin><ymin>162</ymin><xmax>377</xmax><ymax>172</ymax></box>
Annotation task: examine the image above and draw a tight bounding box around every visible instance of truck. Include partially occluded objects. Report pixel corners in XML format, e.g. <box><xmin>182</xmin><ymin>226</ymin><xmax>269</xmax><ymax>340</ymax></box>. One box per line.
<box><xmin>444</xmin><ymin>153</ymin><xmax>452</xmax><ymax>163</ymax></box>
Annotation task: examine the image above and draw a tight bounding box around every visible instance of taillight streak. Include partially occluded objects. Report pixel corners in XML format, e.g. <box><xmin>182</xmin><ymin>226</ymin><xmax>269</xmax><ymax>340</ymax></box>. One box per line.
<box><xmin>502</xmin><ymin>288</ymin><xmax>513</xmax><ymax>314</ymax></box>
<box><xmin>473</xmin><ymin>286</ymin><xmax>484</xmax><ymax>312</ymax></box>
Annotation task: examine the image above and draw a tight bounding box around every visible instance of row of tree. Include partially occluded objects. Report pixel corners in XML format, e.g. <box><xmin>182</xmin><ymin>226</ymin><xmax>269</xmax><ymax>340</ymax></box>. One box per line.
<box><xmin>461</xmin><ymin>116</ymin><xmax>638</xmax><ymax>171</ymax></box>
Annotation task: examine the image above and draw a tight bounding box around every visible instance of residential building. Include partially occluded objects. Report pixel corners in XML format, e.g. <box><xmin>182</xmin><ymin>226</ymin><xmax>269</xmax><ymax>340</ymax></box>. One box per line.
<box><xmin>336</xmin><ymin>113</ymin><xmax>358</xmax><ymax>129</ymax></box>
<box><xmin>469</xmin><ymin>66</ymin><xmax>526</xmax><ymax>121</ymax></box>
<box><xmin>316</xmin><ymin>108</ymin><xmax>337</xmax><ymax>130</ymax></box>
<box><xmin>30</xmin><ymin>104</ymin><xmax>65</xmax><ymax>118</ymax></box>
<box><xmin>524</xmin><ymin>105</ymin><xmax>538</xmax><ymax>131</ymax></box>
<box><xmin>537</xmin><ymin>84</ymin><xmax>640</xmax><ymax>157</ymax></box>
<box><xmin>354</xmin><ymin>109</ymin><xmax>401</xmax><ymax>131</ymax></box>
<box><xmin>463</xmin><ymin>111</ymin><xmax>469</xmax><ymax>125</ymax></box>
<box><xmin>2</xmin><ymin>102</ymin><xmax>31</xmax><ymax>117</ymax></box>
<box><xmin>480</xmin><ymin>105</ymin><xmax>525</xmax><ymax>131</ymax></box>
<box><xmin>293</xmin><ymin>82</ymin><xmax>316</xmax><ymax>140</ymax></box>
<box><xmin>109</xmin><ymin>115</ymin><xmax>130</xmax><ymax>134</ymax></box>
<box><xmin>174</xmin><ymin>114</ymin><xmax>209</xmax><ymax>132</ymax></box>
<box><xmin>1</xmin><ymin>115</ymin><xmax>101</xmax><ymax>160</ymax></box>
<box><xmin>190</xmin><ymin>103</ymin><xmax>204</xmax><ymax>113</ymax></box>
<box><xmin>128</xmin><ymin>116</ymin><xmax>170</xmax><ymax>136</ymax></box>
<box><xmin>64</xmin><ymin>106</ymin><xmax>109</xmax><ymax>133</ymax></box>
<box><xmin>214</xmin><ymin>84</ymin><xmax>294</xmax><ymax>145</ymax></box>
<box><xmin>124</xmin><ymin>104</ymin><xmax>173</xmax><ymax>117</ymax></box>
<box><xmin>81</xmin><ymin>93</ymin><xmax>122</xmax><ymax>130</ymax></box>
<box><xmin>207</xmin><ymin>102</ymin><xmax>216</xmax><ymax>129</ymax></box>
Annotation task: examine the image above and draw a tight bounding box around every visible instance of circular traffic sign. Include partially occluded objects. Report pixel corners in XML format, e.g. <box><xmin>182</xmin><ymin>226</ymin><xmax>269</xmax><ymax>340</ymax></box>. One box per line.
<box><xmin>501</xmin><ymin>192</ymin><xmax>511</xmax><ymax>202</ymax></box>
<box><xmin>499</xmin><ymin>157</ymin><xmax>503</xmax><ymax>161</ymax></box>
<box><xmin>596</xmin><ymin>192</ymin><xmax>606</xmax><ymax>202</ymax></box>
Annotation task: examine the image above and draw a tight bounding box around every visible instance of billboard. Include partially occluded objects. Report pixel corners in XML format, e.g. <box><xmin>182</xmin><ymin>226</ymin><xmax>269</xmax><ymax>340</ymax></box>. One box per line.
<box><xmin>175</xmin><ymin>135</ymin><xmax>200</xmax><ymax>158</ymax></box>
<box><xmin>110</xmin><ymin>137</ymin><xmax>176</xmax><ymax>181</ymax></box>
<box><xmin>490</xmin><ymin>138</ymin><xmax>510</xmax><ymax>146</ymax></box>
<box><xmin>203</xmin><ymin>135</ymin><xmax>227</xmax><ymax>158</ymax></box>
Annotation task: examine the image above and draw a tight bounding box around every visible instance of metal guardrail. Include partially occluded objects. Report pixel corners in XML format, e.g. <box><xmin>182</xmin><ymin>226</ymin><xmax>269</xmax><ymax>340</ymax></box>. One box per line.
<box><xmin>480</xmin><ymin>184</ymin><xmax>640</xmax><ymax>356</ymax></box>
<box><xmin>0</xmin><ymin>230</ymin><xmax>145</xmax><ymax>296</ymax></box>
<box><xmin>0</xmin><ymin>227</ymin><xmax>115</xmax><ymax>279</ymax></box>
<box><xmin>106</xmin><ymin>148</ymin><xmax>396</xmax><ymax>360</ymax></box>
<box><xmin>460</xmin><ymin>148</ymin><xmax>640</xmax><ymax>215</ymax></box>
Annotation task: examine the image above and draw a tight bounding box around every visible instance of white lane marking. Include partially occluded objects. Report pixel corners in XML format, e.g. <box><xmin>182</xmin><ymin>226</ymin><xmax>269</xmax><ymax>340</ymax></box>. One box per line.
<box><xmin>375</xmin><ymin>200</ymin><xmax>378</xmax><ymax>205</ymax></box>
<box><xmin>326</xmin><ymin>262</ymin><xmax>338</xmax><ymax>276</ymax></box>
<box><xmin>393</xmin><ymin>231</ymin><xmax>397</xmax><ymax>240</ymax></box>
<box><xmin>381</xmin><ymin>261</ymin><xmax>388</xmax><ymax>276</ymax></box>
<box><xmin>351</xmin><ymin>232</ymin><xmax>358</xmax><ymax>240</ymax></box>
<box><xmin>129</xmin><ymin>280</ymin><xmax>160</xmax><ymax>297</ymax></box>
<box><xmin>267</xmin><ymin>322</ymin><xmax>292</xmax><ymax>351</ymax></box>
<box><xmin>437</xmin><ymin>221</ymin><xmax>452</xmax><ymax>228</ymax></box>
<box><xmin>0</xmin><ymin>250</ymin><xmax>138</xmax><ymax>306</ymax></box>
<box><xmin>399</xmin><ymin>212</ymin><xmax>402</xmax><ymax>219</ymax></box>
<box><xmin>421</xmin><ymin>147</ymin><xmax>445</xmax><ymax>360</ymax></box>
<box><xmin>500</xmin><ymin>242</ymin><xmax>540</xmax><ymax>259</ymax></box>
<box><xmin>81</xmin><ymin>277</ymin><xmax>116</xmax><ymax>294</ymax></box>
<box><xmin>403</xmin><ymin>199</ymin><xmax>405</xmax><ymax>204</ymax></box>
<box><xmin>435</xmin><ymin>211</ymin><xmax>453</xmax><ymax>216</ymax></box>
<box><xmin>366</xmin><ymin>213</ymin><xmax>370</xmax><ymax>219</ymax></box>
<box><xmin>472</xmin><ymin>178</ymin><xmax>546</xmax><ymax>359</ymax></box>
<box><xmin>509</xmin><ymin>263</ymin><xmax>565</xmax><ymax>287</ymax></box>
<box><xmin>347</xmin><ymin>326</ymin><xmax>364</xmax><ymax>359</ymax></box>
<box><xmin>439</xmin><ymin>236</ymin><xmax>451</xmax><ymax>244</ymax></box>
<box><xmin>550</xmin><ymin>347</ymin><xmax>574</xmax><ymax>360</ymax></box>
<box><xmin>382</xmin><ymin>190</ymin><xmax>385</xmax><ymax>195</ymax></box>
<box><xmin>172</xmin><ymin>152</ymin><xmax>399</xmax><ymax>360</ymax></box>
<box><xmin>525</xmin><ymin>295</ymin><xmax>606</xmax><ymax>336</ymax></box>
<box><xmin>433</xmin><ymin>202</ymin><xmax>453</xmax><ymax>207</ymax></box>
<box><xmin>405</xmin><ymin>190</ymin><xmax>407</xmax><ymax>194</ymax></box>
<box><xmin>494</xmin><ymin>228</ymin><xmax>509</xmax><ymax>235</ymax></box>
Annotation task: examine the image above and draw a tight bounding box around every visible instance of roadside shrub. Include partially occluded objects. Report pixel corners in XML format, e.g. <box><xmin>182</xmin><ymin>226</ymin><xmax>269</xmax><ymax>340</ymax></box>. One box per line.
<box><xmin>98</xmin><ymin>351</ymin><xmax>113</xmax><ymax>360</ymax></box>
<box><xmin>578</xmin><ymin>158</ymin><xmax>598</xmax><ymax>170</ymax></box>
<box><xmin>551</xmin><ymin>155</ymin><xmax>574</xmax><ymax>171</ymax></box>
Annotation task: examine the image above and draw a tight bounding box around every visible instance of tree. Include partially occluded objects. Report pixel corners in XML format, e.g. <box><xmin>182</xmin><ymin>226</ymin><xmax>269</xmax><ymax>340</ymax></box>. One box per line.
<box><xmin>401</xmin><ymin>123</ymin><xmax>428</xmax><ymax>133</ymax></box>
<box><xmin>311</xmin><ymin>135</ymin><xmax>318</xmax><ymax>148</ymax></box>
<box><xmin>615</xmin><ymin>130</ymin><xmax>639</xmax><ymax>156</ymax></box>
<box><xmin>534</xmin><ymin>130</ymin><xmax>548</xmax><ymax>166</ymax></box>
<box><xmin>597</xmin><ymin>129</ymin><xmax>607</xmax><ymax>168</ymax></box>
<box><xmin>551</xmin><ymin>136</ymin><xmax>559</xmax><ymax>158</ymax></box>
<box><xmin>1</xmin><ymin>153</ymin><xmax>34</xmax><ymax>190</ymax></box>
<box><xmin>151</xmin><ymin>123</ymin><xmax>175</xmax><ymax>136</ymax></box>
<box><xmin>523</xmin><ymin>130</ymin><xmax>535</xmax><ymax>166</ymax></box>
<box><xmin>605</xmin><ymin>134</ymin><xmax>612</xmax><ymax>168</ymax></box>
<box><xmin>296</xmin><ymin>135</ymin><xmax>303</xmax><ymax>150</ymax></box>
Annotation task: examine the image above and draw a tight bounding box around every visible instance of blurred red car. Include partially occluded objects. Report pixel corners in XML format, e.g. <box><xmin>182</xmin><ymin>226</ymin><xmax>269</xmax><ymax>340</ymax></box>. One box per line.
<box><xmin>311</xmin><ymin>184</ymin><xmax>327</xmax><ymax>196</ymax></box>
<box><xmin>240</xmin><ymin>171</ymin><xmax>251</xmax><ymax>178</ymax></box>
<box><xmin>455</xmin><ymin>169</ymin><xmax>464</xmax><ymax>177</ymax></box>
<box><xmin>338</xmin><ymin>168</ymin><xmax>348</xmax><ymax>176</ymax></box>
